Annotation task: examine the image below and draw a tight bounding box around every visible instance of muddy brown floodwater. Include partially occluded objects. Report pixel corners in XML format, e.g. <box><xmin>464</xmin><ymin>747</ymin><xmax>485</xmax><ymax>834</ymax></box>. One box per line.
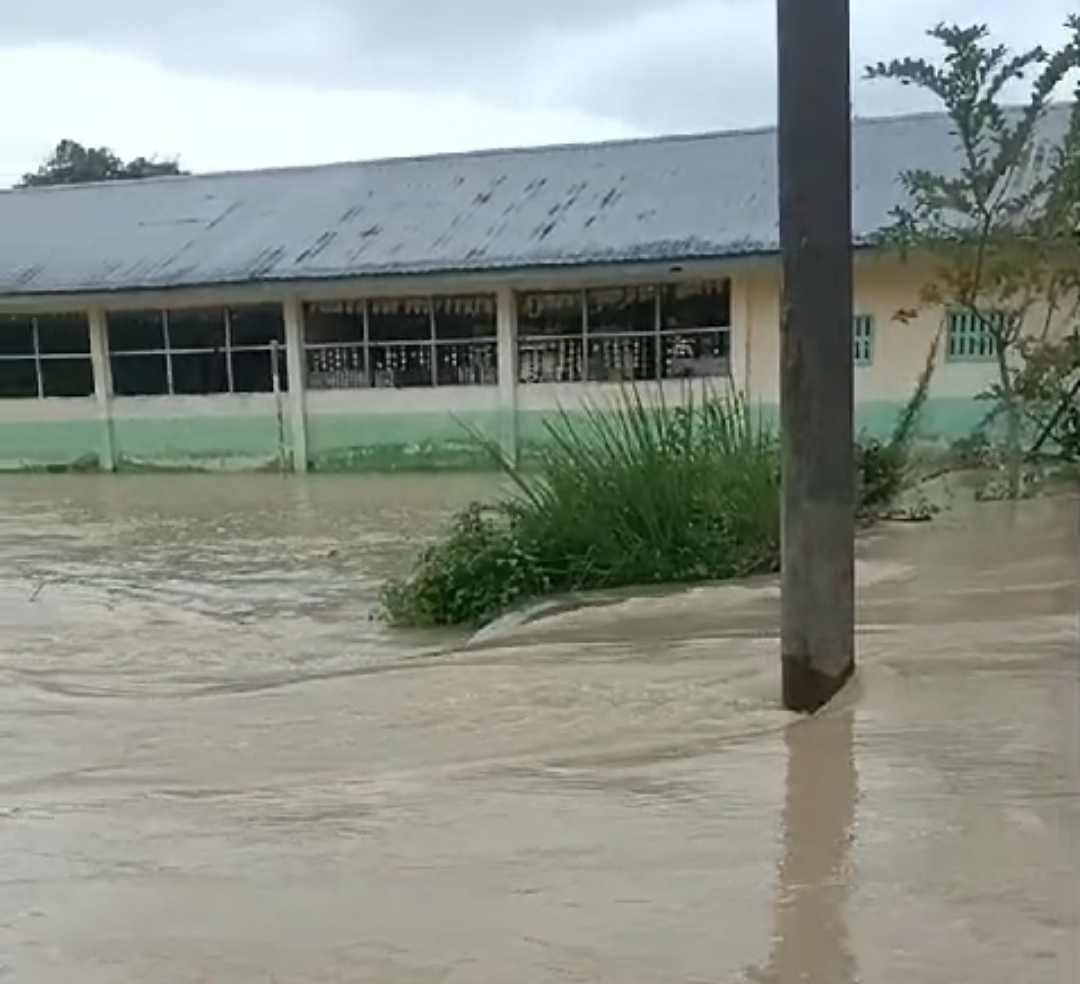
<box><xmin>1</xmin><ymin>474</ymin><xmax>1077</xmax><ymax>983</ymax></box>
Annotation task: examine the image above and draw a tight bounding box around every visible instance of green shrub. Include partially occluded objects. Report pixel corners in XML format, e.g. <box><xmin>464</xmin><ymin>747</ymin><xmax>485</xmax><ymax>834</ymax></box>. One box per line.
<box><xmin>381</xmin><ymin>378</ymin><xmax>926</xmax><ymax>629</ymax></box>
<box><xmin>379</xmin><ymin>502</ymin><xmax>545</xmax><ymax>628</ymax></box>
<box><xmin>381</xmin><ymin>387</ymin><xmax>782</xmax><ymax>628</ymax></box>
<box><xmin>855</xmin><ymin>437</ymin><xmax>908</xmax><ymax>517</ymax></box>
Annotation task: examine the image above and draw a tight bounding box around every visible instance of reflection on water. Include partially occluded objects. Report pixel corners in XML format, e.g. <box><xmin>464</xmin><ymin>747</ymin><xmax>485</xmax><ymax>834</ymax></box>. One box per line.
<box><xmin>752</xmin><ymin>709</ymin><xmax>858</xmax><ymax>984</ymax></box>
<box><xmin>0</xmin><ymin>476</ymin><xmax>1076</xmax><ymax>983</ymax></box>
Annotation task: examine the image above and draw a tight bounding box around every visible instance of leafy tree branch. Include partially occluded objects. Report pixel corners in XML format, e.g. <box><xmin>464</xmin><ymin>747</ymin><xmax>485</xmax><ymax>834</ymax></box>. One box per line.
<box><xmin>867</xmin><ymin>17</ymin><xmax>1080</xmax><ymax>493</ymax></box>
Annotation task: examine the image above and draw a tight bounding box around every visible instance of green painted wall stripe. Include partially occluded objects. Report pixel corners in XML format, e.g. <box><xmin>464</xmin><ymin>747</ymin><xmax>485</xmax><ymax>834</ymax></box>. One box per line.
<box><xmin>112</xmin><ymin>414</ymin><xmax>284</xmax><ymax>463</ymax></box>
<box><xmin>0</xmin><ymin>396</ymin><xmax>992</xmax><ymax>473</ymax></box>
<box><xmin>306</xmin><ymin>410</ymin><xmax>507</xmax><ymax>472</ymax></box>
<box><xmin>0</xmin><ymin>417</ymin><xmax>105</xmax><ymax>471</ymax></box>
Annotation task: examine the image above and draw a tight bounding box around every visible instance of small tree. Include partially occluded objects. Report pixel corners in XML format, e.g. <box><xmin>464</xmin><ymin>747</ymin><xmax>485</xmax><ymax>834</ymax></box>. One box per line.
<box><xmin>867</xmin><ymin>19</ymin><xmax>1080</xmax><ymax>494</ymax></box>
<box><xmin>17</xmin><ymin>139</ymin><xmax>187</xmax><ymax>188</ymax></box>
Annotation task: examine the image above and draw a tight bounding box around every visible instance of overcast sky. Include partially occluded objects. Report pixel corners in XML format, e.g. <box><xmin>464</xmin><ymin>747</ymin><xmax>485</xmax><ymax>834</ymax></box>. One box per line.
<box><xmin>0</xmin><ymin>0</ymin><xmax>1074</xmax><ymax>185</ymax></box>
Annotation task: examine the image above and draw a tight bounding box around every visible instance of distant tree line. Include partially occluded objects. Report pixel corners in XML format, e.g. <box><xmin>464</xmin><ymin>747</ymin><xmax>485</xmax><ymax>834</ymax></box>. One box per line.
<box><xmin>17</xmin><ymin>139</ymin><xmax>187</xmax><ymax>188</ymax></box>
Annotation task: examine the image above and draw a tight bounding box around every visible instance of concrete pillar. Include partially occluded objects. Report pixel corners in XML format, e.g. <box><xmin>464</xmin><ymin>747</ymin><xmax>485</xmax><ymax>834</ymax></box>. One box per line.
<box><xmin>88</xmin><ymin>307</ymin><xmax>116</xmax><ymax>472</ymax></box>
<box><xmin>777</xmin><ymin>0</ymin><xmax>856</xmax><ymax>712</ymax></box>
<box><xmin>282</xmin><ymin>297</ymin><xmax>309</xmax><ymax>474</ymax></box>
<box><xmin>495</xmin><ymin>286</ymin><xmax>519</xmax><ymax>465</ymax></box>
<box><xmin>729</xmin><ymin>274</ymin><xmax>753</xmax><ymax>400</ymax></box>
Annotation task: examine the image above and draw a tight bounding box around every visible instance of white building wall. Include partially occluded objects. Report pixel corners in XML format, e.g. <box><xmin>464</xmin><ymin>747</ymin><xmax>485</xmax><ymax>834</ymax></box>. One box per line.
<box><xmin>4</xmin><ymin>252</ymin><xmax>1064</xmax><ymax>472</ymax></box>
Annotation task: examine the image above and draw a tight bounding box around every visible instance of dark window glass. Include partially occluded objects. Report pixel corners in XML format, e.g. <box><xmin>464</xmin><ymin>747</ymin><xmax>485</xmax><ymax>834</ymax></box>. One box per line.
<box><xmin>586</xmin><ymin>335</ymin><xmax>658</xmax><ymax>382</ymax></box>
<box><xmin>40</xmin><ymin>358</ymin><xmax>94</xmax><ymax>398</ymax></box>
<box><xmin>0</xmin><ymin>359</ymin><xmax>38</xmax><ymax>397</ymax></box>
<box><xmin>304</xmin><ymin>302</ymin><xmax>363</xmax><ymax>345</ymax></box>
<box><xmin>111</xmin><ymin>353</ymin><xmax>169</xmax><ymax>396</ymax></box>
<box><xmin>370</xmin><ymin>344</ymin><xmax>433</xmax><ymax>387</ymax></box>
<box><xmin>108</xmin><ymin>310</ymin><xmax>166</xmax><ymax>353</ymax></box>
<box><xmin>306</xmin><ymin>345</ymin><xmax>368</xmax><ymax>390</ymax></box>
<box><xmin>517</xmin><ymin>291</ymin><xmax>583</xmax><ymax>339</ymax></box>
<box><xmin>369</xmin><ymin>298</ymin><xmax>432</xmax><ymax>343</ymax></box>
<box><xmin>275</xmin><ymin>353</ymin><xmax>289</xmax><ymax>394</ymax></box>
<box><xmin>36</xmin><ymin>313</ymin><xmax>91</xmax><ymax>355</ymax></box>
<box><xmin>435</xmin><ymin>342</ymin><xmax>498</xmax><ymax>386</ymax></box>
<box><xmin>660</xmin><ymin>329</ymin><xmax>731</xmax><ymax>379</ymax></box>
<box><xmin>517</xmin><ymin>338</ymin><xmax>585</xmax><ymax>383</ymax></box>
<box><xmin>433</xmin><ymin>295</ymin><xmax>496</xmax><ymax>340</ymax></box>
<box><xmin>171</xmin><ymin>351</ymin><xmax>229</xmax><ymax>395</ymax></box>
<box><xmin>660</xmin><ymin>280</ymin><xmax>732</xmax><ymax>331</ymax></box>
<box><xmin>229</xmin><ymin>304</ymin><xmax>285</xmax><ymax>348</ymax></box>
<box><xmin>166</xmin><ymin>308</ymin><xmax>226</xmax><ymax>351</ymax></box>
<box><xmin>231</xmin><ymin>348</ymin><xmax>288</xmax><ymax>393</ymax></box>
<box><xmin>586</xmin><ymin>286</ymin><xmax>656</xmax><ymax>336</ymax></box>
<box><xmin>0</xmin><ymin>316</ymin><xmax>35</xmax><ymax>357</ymax></box>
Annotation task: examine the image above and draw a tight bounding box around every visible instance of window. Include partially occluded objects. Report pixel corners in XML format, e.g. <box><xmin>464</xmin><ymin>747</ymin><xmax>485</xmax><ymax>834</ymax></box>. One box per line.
<box><xmin>659</xmin><ymin>281</ymin><xmax>732</xmax><ymax>380</ymax></box>
<box><xmin>518</xmin><ymin>291</ymin><xmax>586</xmax><ymax>383</ymax></box>
<box><xmin>108</xmin><ymin>310</ymin><xmax>169</xmax><ymax>396</ymax></box>
<box><xmin>0</xmin><ymin>313</ymin><xmax>94</xmax><ymax>399</ymax></box>
<box><xmin>853</xmin><ymin>315</ymin><xmax>874</xmax><ymax>366</ymax></box>
<box><xmin>168</xmin><ymin>308</ymin><xmax>228</xmax><ymax>395</ymax></box>
<box><xmin>433</xmin><ymin>295</ymin><xmax>498</xmax><ymax>387</ymax></box>
<box><xmin>229</xmin><ymin>305</ymin><xmax>287</xmax><ymax>393</ymax></box>
<box><xmin>303</xmin><ymin>294</ymin><xmax>497</xmax><ymax>390</ymax></box>
<box><xmin>303</xmin><ymin>301</ymin><xmax>365</xmax><ymax>390</ymax></box>
<box><xmin>516</xmin><ymin>279</ymin><xmax>732</xmax><ymax>384</ymax></box>
<box><xmin>946</xmin><ymin>310</ymin><xmax>1003</xmax><ymax>362</ymax></box>
<box><xmin>586</xmin><ymin>286</ymin><xmax>658</xmax><ymax>382</ymax></box>
<box><xmin>107</xmin><ymin>304</ymin><xmax>287</xmax><ymax>397</ymax></box>
<box><xmin>369</xmin><ymin>297</ymin><xmax>435</xmax><ymax>387</ymax></box>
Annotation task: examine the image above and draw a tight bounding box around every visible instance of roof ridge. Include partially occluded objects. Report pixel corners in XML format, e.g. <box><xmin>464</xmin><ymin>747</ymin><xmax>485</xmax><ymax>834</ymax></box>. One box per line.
<box><xmin>1</xmin><ymin>102</ymin><xmax>1071</xmax><ymax>298</ymax></box>
<box><xmin>2</xmin><ymin>104</ymin><xmax>1039</xmax><ymax>197</ymax></box>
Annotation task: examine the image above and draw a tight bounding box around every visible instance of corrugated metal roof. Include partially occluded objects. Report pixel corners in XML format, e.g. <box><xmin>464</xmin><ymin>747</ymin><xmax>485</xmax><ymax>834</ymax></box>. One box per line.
<box><xmin>0</xmin><ymin>108</ymin><xmax>1069</xmax><ymax>297</ymax></box>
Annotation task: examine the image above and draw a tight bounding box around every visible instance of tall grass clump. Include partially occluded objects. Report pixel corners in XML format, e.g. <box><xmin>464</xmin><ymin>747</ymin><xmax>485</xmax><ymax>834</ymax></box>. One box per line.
<box><xmin>381</xmin><ymin>386</ymin><xmax>781</xmax><ymax>628</ymax></box>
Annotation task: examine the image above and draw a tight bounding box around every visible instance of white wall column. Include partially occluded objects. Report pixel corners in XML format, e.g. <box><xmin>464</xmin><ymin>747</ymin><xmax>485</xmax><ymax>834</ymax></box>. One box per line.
<box><xmin>730</xmin><ymin>273</ymin><xmax>754</xmax><ymax>400</ymax></box>
<box><xmin>282</xmin><ymin>297</ymin><xmax>309</xmax><ymax>473</ymax></box>
<box><xmin>87</xmin><ymin>307</ymin><xmax>116</xmax><ymax>472</ymax></box>
<box><xmin>495</xmin><ymin>286</ymin><xmax>519</xmax><ymax>464</ymax></box>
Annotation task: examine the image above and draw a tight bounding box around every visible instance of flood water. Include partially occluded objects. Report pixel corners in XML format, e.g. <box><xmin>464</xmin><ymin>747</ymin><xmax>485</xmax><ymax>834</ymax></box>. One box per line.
<box><xmin>1</xmin><ymin>474</ymin><xmax>1077</xmax><ymax>983</ymax></box>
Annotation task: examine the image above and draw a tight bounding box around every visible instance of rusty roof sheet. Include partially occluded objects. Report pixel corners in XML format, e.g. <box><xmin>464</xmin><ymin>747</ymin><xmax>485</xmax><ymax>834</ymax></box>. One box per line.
<box><xmin>0</xmin><ymin>108</ymin><xmax>1069</xmax><ymax>297</ymax></box>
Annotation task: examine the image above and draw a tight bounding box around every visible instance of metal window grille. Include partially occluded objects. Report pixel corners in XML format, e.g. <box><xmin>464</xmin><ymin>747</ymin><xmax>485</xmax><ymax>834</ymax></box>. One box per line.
<box><xmin>946</xmin><ymin>310</ymin><xmax>1000</xmax><ymax>362</ymax></box>
<box><xmin>516</xmin><ymin>280</ymin><xmax>733</xmax><ymax>385</ymax></box>
<box><xmin>303</xmin><ymin>295</ymin><xmax>498</xmax><ymax>390</ymax></box>
<box><xmin>852</xmin><ymin>314</ymin><xmax>874</xmax><ymax>366</ymax></box>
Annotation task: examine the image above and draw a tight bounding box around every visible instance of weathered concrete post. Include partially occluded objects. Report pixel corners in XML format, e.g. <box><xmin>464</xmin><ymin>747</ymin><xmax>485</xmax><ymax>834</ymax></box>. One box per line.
<box><xmin>776</xmin><ymin>0</ymin><xmax>856</xmax><ymax>712</ymax></box>
<box><xmin>87</xmin><ymin>307</ymin><xmax>117</xmax><ymax>473</ymax></box>
<box><xmin>495</xmin><ymin>286</ymin><xmax>520</xmax><ymax>466</ymax></box>
<box><xmin>281</xmin><ymin>297</ymin><xmax>310</xmax><ymax>474</ymax></box>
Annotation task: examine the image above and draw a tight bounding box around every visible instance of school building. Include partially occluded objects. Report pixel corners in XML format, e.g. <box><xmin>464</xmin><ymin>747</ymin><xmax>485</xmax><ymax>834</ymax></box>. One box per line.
<box><xmin>0</xmin><ymin>108</ymin><xmax>1062</xmax><ymax>472</ymax></box>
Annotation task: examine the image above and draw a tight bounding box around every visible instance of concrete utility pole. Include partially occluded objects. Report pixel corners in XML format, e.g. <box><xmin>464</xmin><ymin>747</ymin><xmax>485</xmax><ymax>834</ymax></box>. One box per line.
<box><xmin>776</xmin><ymin>0</ymin><xmax>856</xmax><ymax>712</ymax></box>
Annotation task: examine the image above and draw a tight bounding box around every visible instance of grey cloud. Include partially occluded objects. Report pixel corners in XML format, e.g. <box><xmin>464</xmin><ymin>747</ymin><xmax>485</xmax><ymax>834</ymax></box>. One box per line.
<box><xmin>0</xmin><ymin>0</ymin><xmax>1074</xmax><ymax>131</ymax></box>
<box><xmin>0</xmin><ymin>0</ymin><xmax>664</xmax><ymax>82</ymax></box>
<box><xmin>541</xmin><ymin>0</ymin><xmax>1078</xmax><ymax>130</ymax></box>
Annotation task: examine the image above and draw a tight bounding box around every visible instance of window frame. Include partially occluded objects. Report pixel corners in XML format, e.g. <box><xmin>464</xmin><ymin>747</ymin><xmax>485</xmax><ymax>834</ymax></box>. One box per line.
<box><xmin>107</xmin><ymin>305</ymin><xmax>287</xmax><ymax>397</ymax></box>
<box><xmin>517</xmin><ymin>279</ymin><xmax>734</xmax><ymax>385</ymax></box>
<box><xmin>0</xmin><ymin>313</ymin><xmax>95</xmax><ymax>400</ymax></box>
<box><xmin>945</xmin><ymin>309</ymin><xmax>1005</xmax><ymax>363</ymax></box>
<box><xmin>303</xmin><ymin>294</ymin><xmax>498</xmax><ymax>390</ymax></box>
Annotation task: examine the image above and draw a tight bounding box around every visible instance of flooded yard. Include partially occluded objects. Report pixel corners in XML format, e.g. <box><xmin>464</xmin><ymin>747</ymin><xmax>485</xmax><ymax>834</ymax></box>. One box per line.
<box><xmin>1</xmin><ymin>474</ymin><xmax>1077</xmax><ymax>983</ymax></box>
